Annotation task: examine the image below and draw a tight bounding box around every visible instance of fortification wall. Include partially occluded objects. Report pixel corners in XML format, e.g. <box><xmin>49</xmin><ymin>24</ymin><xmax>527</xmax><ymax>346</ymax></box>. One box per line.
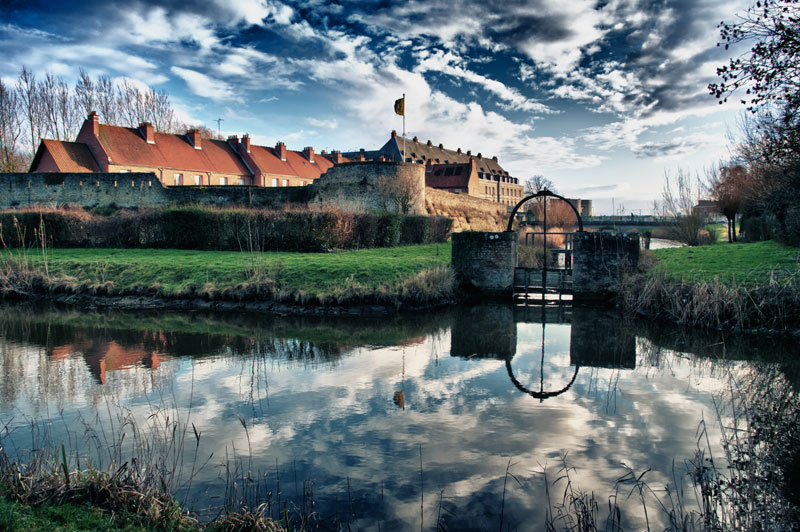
<box><xmin>310</xmin><ymin>161</ymin><xmax>426</xmax><ymax>214</ymax></box>
<box><xmin>425</xmin><ymin>187</ymin><xmax>508</xmax><ymax>232</ymax></box>
<box><xmin>0</xmin><ymin>172</ymin><xmax>311</xmax><ymax>210</ymax></box>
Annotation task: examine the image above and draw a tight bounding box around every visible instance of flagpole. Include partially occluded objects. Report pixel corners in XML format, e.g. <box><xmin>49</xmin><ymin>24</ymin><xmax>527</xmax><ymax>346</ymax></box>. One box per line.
<box><xmin>402</xmin><ymin>93</ymin><xmax>406</xmax><ymax>162</ymax></box>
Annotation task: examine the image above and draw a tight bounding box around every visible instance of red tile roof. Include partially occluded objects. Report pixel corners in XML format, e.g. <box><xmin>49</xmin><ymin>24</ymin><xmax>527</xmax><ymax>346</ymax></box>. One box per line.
<box><xmin>35</xmin><ymin>140</ymin><xmax>100</xmax><ymax>172</ymax></box>
<box><xmin>97</xmin><ymin>124</ymin><xmax>251</xmax><ymax>175</ymax></box>
<box><xmin>246</xmin><ymin>144</ymin><xmax>336</xmax><ymax>179</ymax></box>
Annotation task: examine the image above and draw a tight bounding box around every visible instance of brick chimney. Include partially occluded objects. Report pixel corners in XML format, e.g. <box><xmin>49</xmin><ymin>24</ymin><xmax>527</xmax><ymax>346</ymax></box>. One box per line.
<box><xmin>139</xmin><ymin>122</ymin><xmax>155</xmax><ymax>144</ymax></box>
<box><xmin>275</xmin><ymin>141</ymin><xmax>287</xmax><ymax>161</ymax></box>
<box><xmin>426</xmin><ymin>139</ymin><xmax>432</xmax><ymax>146</ymax></box>
<box><xmin>492</xmin><ymin>155</ymin><xmax>498</xmax><ymax>161</ymax></box>
<box><xmin>87</xmin><ymin>111</ymin><xmax>99</xmax><ymax>135</ymax></box>
<box><xmin>477</xmin><ymin>152</ymin><xmax>482</xmax><ymax>159</ymax></box>
<box><xmin>466</xmin><ymin>150</ymin><xmax>471</xmax><ymax>156</ymax></box>
<box><xmin>241</xmin><ymin>134</ymin><xmax>251</xmax><ymax>153</ymax></box>
<box><xmin>438</xmin><ymin>143</ymin><xmax>443</xmax><ymax>149</ymax></box>
<box><xmin>378</xmin><ymin>155</ymin><xmax>386</xmax><ymax>162</ymax></box>
<box><xmin>331</xmin><ymin>150</ymin><xmax>344</xmax><ymax>164</ymax></box>
<box><xmin>303</xmin><ymin>146</ymin><xmax>315</xmax><ymax>163</ymax></box>
<box><xmin>356</xmin><ymin>151</ymin><xmax>366</xmax><ymax>162</ymax></box>
<box><xmin>457</xmin><ymin>147</ymin><xmax>462</xmax><ymax>154</ymax></box>
<box><xmin>391</xmin><ymin>130</ymin><xmax>397</xmax><ymax>138</ymax></box>
<box><xmin>189</xmin><ymin>129</ymin><xmax>202</xmax><ymax>149</ymax></box>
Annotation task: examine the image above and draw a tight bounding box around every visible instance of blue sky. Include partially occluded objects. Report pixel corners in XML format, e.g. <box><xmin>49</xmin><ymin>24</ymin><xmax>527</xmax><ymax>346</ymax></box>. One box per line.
<box><xmin>1</xmin><ymin>0</ymin><xmax>753</xmax><ymax>214</ymax></box>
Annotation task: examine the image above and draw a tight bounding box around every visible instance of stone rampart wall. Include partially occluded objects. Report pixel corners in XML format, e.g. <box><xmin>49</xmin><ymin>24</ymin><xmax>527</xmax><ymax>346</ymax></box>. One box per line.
<box><xmin>426</xmin><ymin>187</ymin><xmax>508</xmax><ymax>232</ymax></box>
<box><xmin>311</xmin><ymin>161</ymin><xmax>426</xmax><ymax>214</ymax></box>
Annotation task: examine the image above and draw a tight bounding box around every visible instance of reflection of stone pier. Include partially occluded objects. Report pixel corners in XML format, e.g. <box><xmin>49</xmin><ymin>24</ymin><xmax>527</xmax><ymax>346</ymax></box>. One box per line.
<box><xmin>569</xmin><ymin>308</ymin><xmax>636</xmax><ymax>369</ymax></box>
<box><xmin>450</xmin><ymin>304</ymin><xmax>517</xmax><ymax>359</ymax></box>
<box><xmin>451</xmin><ymin>304</ymin><xmax>636</xmax><ymax>370</ymax></box>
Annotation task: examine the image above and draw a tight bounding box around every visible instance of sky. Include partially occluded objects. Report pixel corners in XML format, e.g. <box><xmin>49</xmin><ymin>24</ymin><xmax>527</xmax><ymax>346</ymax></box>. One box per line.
<box><xmin>1</xmin><ymin>0</ymin><xmax>755</xmax><ymax>214</ymax></box>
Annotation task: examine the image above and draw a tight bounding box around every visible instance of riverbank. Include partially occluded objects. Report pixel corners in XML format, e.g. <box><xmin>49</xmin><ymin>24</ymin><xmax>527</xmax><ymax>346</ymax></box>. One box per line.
<box><xmin>0</xmin><ymin>243</ymin><xmax>457</xmax><ymax>314</ymax></box>
<box><xmin>620</xmin><ymin>240</ymin><xmax>800</xmax><ymax>334</ymax></box>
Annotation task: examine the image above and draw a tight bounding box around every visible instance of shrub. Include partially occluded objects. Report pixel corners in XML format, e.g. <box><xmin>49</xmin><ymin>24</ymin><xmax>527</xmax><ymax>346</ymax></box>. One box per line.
<box><xmin>0</xmin><ymin>207</ymin><xmax>452</xmax><ymax>251</ymax></box>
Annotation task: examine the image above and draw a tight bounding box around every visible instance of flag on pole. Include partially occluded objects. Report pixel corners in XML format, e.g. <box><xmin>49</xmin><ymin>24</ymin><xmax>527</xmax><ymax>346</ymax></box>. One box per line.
<box><xmin>394</xmin><ymin>96</ymin><xmax>405</xmax><ymax>116</ymax></box>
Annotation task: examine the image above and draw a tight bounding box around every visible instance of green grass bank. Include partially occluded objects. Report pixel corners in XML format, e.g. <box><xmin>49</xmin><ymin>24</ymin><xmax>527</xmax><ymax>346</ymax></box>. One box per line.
<box><xmin>0</xmin><ymin>243</ymin><xmax>455</xmax><ymax>311</ymax></box>
<box><xmin>621</xmin><ymin>240</ymin><xmax>800</xmax><ymax>333</ymax></box>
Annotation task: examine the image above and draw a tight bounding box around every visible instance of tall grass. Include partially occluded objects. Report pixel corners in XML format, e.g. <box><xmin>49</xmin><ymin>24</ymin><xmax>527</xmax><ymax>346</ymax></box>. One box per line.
<box><xmin>618</xmin><ymin>270</ymin><xmax>800</xmax><ymax>331</ymax></box>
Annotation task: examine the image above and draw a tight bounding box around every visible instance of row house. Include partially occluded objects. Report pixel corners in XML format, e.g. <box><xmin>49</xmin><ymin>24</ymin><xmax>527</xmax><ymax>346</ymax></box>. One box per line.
<box><xmin>29</xmin><ymin>112</ymin><xmax>348</xmax><ymax>187</ymax></box>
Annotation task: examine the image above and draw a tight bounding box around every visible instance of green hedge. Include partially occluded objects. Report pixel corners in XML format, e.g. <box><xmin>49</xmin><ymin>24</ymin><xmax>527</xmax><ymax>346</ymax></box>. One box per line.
<box><xmin>0</xmin><ymin>207</ymin><xmax>453</xmax><ymax>252</ymax></box>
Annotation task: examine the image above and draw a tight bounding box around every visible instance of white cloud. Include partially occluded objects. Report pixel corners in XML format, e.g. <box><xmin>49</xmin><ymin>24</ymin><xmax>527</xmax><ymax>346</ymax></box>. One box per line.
<box><xmin>170</xmin><ymin>66</ymin><xmax>237</xmax><ymax>102</ymax></box>
<box><xmin>414</xmin><ymin>50</ymin><xmax>553</xmax><ymax>114</ymax></box>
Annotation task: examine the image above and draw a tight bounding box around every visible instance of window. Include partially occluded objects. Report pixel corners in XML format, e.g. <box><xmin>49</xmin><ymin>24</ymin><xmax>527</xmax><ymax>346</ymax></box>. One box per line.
<box><xmin>444</xmin><ymin>167</ymin><xmax>454</xmax><ymax>176</ymax></box>
<box><xmin>300</xmin><ymin>181</ymin><xmax>306</xmax><ymax>186</ymax></box>
<box><xmin>194</xmin><ymin>175</ymin><xmax>202</xmax><ymax>185</ymax></box>
<box><xmin>271</xmin><ymin>178</ymin><xmax>278</xmax><ymax>186</ymax></box>
<box><xmin>282</xmin><ymin>179</ymin><xmax>289</xmax><ymax>186</ymax></box>
<box><xmin>220</xmin><ymin>177</ymin><xmax>228</xmax><ymax>186</ymax></box>
<box><xmin>174</xmin><ymin>173</ymin><xmax>183</xmax><ymax>185</ymax></box>
<box><xmin>237</xmin><ymin>178</ymin><xmax>245</xmax><ymax>185</ymax></box>
<box><xmin>119</xmin><ymin>169</ymin><xmax>131</xmax><ymax>173</ymax></box>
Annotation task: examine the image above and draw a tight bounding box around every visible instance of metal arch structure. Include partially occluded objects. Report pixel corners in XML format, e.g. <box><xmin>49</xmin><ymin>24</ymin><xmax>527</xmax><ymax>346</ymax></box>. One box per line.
<box><xmin>505</xmin><ymin>189</ymin><xmax>584</xmax><ymax>233</ymax></box>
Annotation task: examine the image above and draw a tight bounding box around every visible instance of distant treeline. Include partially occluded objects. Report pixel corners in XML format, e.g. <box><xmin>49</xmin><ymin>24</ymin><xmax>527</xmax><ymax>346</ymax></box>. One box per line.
<box><xmin>0</xmin><ymin>207</ymin><xmax>453</xmax><ymax>251</ymax></box>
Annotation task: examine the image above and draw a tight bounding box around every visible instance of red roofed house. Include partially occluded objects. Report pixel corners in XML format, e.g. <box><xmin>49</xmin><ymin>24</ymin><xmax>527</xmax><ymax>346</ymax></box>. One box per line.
<box><xmin>29</xmin><ymin>112</ymin><xmax>346</xmax><ymax>187</ymax></box>
<box><xmin>29</xmin><ymin>139</ymin><xmax>101</xmax><ymax>173</ymax></box>
<box><xmin>228</xmin><ymin>134</ymin><xmax>346</xmax><ymax>187</ymax></box>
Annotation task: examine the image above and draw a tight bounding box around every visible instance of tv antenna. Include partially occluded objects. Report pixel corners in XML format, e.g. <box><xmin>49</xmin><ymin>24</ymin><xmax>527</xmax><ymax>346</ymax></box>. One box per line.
<box><xmin>214</xmin><ymin>118</ymin><xmax>223</xmax><ymax>137</ymax></box>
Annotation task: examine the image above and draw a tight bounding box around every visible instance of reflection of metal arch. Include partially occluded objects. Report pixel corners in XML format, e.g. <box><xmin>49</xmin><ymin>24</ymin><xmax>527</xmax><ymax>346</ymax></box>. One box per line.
<box><xmin>504</xmin><ymin>305</ymin><xmax>579</xmax><ymax>401</ymax></box>
<box><xmin>505</xmin><ymin>358</ymin><xmax>579</xmax><ymax>401</ymax></box>
<box><xmin>506</xmin><ymin>189</ymin><xmax>584</xmax><ymax>233</ymax></box>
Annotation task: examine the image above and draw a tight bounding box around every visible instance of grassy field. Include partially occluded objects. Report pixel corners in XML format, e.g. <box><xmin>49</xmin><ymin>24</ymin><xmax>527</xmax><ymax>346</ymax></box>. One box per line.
<box><xmin>651</xmin><ymin>240</ymin><xmax>799</xmax><ymax>285</ymax></box>
<box><xmin>0</xmin><ymin>497</ymin><xmax>156</xmax><ymax>532</ymax></box>
<box><xmin>1</xmin><ymin>242</ymin><xmax>452</xmax><ymax>300</ymax></box>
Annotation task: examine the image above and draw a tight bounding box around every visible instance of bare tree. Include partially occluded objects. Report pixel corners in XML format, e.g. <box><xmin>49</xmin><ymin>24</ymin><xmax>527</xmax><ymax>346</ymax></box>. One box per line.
<box><xmin>662</xmin><ymin>168</ymin><xmax>707</xmax><ymax>246</ymax></box>
<box><xmin>706</xmin><ymin>163</ymin><xmax>755</xmax><ymax>242</ymax></box>
<box><xmin>39</xmin><ymin>72</ymin><xmax>80</xmax><ymax>141</ymax></box>
<box><xmin>376</xmin><ymin>173</ymin><xmax>423</xmax><ymax>214</ymax></box>
<box><xmin>16</xmin><ymin>66</ymin><xmax>44</xmax><ymax>155</ymax></box>
<box><xmin>0</xmin><ymin>79</ymin><xmax>25</xmax><ymax>171</ymax></box>
<box><xmin>95</xmin><ymin>75</ymin><xmax>119</xmax><ymax>126</ymax></box>
<box><xmin>524</xmin><ymin>174</ymin><xmax>555</xmax><ymax>195</ymax></box>
<box><xmin>74</xmin><ymin>68</ymin><xmax>96</xmax><ymax>117</ymax></box>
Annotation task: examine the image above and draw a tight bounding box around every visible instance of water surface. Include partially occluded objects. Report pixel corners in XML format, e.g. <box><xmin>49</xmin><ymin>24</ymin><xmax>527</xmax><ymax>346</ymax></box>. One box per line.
<box><xmin>0</xmin><ymin>303</ymin><xmax>794</xmax><ymax>530</ymax></box>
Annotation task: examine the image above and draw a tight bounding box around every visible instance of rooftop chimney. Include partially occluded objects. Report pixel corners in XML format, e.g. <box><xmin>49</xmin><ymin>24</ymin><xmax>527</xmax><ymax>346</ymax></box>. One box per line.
<box><xmin>492</xmin><ymin>155</ymin><xmax>498</xmax><ymax>161</ymax></box>
<box><xmin>303</xmin><ymin>146</ymin><xmax>315</xmax><ymax>163</ymax></box>
<box><xmin>88</xmin><ymin>111</ymin><xmax>99</xmax><ymax>136</ymax></box>
<box><xmin>391</xmin><ymin>130</ymin><xmax>397</xmax><ymax>138</ymax></box>
<box><xmin>466</xmin><ymin>150</ymin><xmax>472</xmax><ymax>156</ymax></box>
<box><xmin>438</xmin><ymin>143</ymin><xmax>443</xmax><ymax>149</ymax></box>
<box><xmin>276</xmin><ymin>141</ymin><xmax>287</xmax><ymax>161</ymax></box>
<box><xmin>139</xmin><ymin>122</ymin><xmax>155</xmax><ymax>144</ymax></box>
<box><xmin>331</xmin><ymin>150</ymin><xmax>344</xmax><ymax>164</ymax></box>
<box><xmin>241</xmin><ymin>134</ymin><xmax>251</xmax><ymax>153</ymax></box>
<box><xmin>356</xmin><ymin>152</ymin><xmax>366</xmax><ymax>162</ymax></box>
<box><xmin>477</xmin><ymin>152</ymin><xmax>482</xmax><ymax>159</ymax></box>
<box><xmin>378</xmin><ymin>155</ymin><xmax>386</xmax><ymax>162</ymax></box>
<box><xmin>189</xmin><ymin>129</ymin><xmax>202</xmax><ymax>150</ymax></box>
<box><xmin>426</xmin><ymin>139</ymin><xmax>432</xmax><ymax>146</ymax></box>
<box><xmin>457</xmin><ymin>147</ymin><xmax>462</xmax><ymax>154</ymax></box>
<box><xmin>413</xmin><ymin>136</ymin><xmax>418</xmax><ymax>142</ymax></box>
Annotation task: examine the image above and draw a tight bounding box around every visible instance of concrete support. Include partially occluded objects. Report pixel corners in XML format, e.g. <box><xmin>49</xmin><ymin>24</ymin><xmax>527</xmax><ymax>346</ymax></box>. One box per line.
<box><xmin>451</xmin><ymin>231</ymin><xmax>517</xmax><ymax>297</ymax></box>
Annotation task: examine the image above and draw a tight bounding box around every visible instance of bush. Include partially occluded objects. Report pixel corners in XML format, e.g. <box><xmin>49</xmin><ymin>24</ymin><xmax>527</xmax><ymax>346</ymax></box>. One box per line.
<box><xmin>0</xmin><ymin>207</ymin><xmax>452</xmax><ymax>252</ymax></box>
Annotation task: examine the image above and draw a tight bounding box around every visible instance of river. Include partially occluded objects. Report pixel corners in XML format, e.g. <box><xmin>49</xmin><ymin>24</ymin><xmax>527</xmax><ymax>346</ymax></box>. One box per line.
<box><xmin>0</xmin><ymin>303</ymin><xmax>796</xmax><ymax>530</ymax></box>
